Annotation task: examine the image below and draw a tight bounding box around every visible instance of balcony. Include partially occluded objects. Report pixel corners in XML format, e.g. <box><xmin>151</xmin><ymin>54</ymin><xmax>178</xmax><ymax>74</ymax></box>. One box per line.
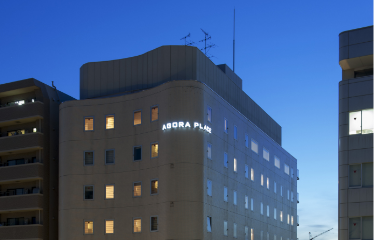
<box><xmin>0</xmin><ymin>194</ymin><xmax>43</xmax><ymax>213</ymax></box>
<box><xmin>0</xmin><ymin>132</ymin><xmax>43</xmax><ymax>154</ymax></box>
<box><xmin>0</xmin><ymin>188</ymin><xmax>42</xmax><ymax>197</ymax></box>
<box><xmin>0</xmin><ymin>101</ymin><xmax>43</xmax><ymax>126</ymax></box>
<box><xmin>0</xmin><ymin>162</ymin><xmax>43</xmax><ymax>183</ymax></box>
<box><xmin>0</xmin><ymin>223</ymin><xmax>43</xmax><ymax>239</ymax></box>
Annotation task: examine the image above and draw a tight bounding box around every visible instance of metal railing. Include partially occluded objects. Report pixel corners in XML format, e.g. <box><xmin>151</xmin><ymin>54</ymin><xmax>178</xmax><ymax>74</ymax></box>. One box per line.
<box><xmin>0</xmin><ymin>158</ymin><xmax>41</xmax><ymax>167</ymax></box>
<box><xmin>0</xmin><ymin>219</ymin><xmax>41</xmax><ymax>226</ymax></box>
<box><xmin>0</xmin><ymin>129</ymin><xmax>40</xmax><ymax>138</ymax></box>
<box><xmin>0</xmin><ymin>188</ymin><xmax>42</xmax><ymax>197</ymax></box>
<box><xmin>0</xmin><ymin>99</ymin><xmax>38</xmax><ymax>109</ymax></box>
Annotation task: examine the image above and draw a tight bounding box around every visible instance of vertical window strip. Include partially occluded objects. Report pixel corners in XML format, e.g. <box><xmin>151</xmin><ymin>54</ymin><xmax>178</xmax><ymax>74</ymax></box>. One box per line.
<box><xmin>105</xmin><ymin>220</ymin><xmax>114</xmax><ymax>234</ymax></box>
<box><xmin>106</xmin><ymin>115</ymin><xmax>114</xmax><ymax>129</ymax></box>
<box><xmin>151</xmin><ymin>106</ymin><xmax>159</xmax><ymax>121</ymax></box>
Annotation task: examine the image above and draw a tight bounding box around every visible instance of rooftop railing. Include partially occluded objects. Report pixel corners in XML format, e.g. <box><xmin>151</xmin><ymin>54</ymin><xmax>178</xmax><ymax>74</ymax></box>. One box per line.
<box><xmin>0</xmin><ymin>158</ymin><xmax>41</xmax><ymax>167</ymax></box>
<box><xmin>0</xmin><ymin>218</ymin><xmax>41</xmax><ymax>227</ymax></box>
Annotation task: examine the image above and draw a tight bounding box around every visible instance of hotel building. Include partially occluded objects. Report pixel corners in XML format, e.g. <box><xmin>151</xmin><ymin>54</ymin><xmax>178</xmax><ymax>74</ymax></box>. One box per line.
<box><xmin>59</xmin><ymin>46</ymin><xmax>298</xmax><ymax>240</ymax></box>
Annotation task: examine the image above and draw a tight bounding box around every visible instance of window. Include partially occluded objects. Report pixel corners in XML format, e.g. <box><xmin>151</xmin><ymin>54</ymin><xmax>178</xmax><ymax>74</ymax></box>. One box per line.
<box><xmin>106</xmin><ymin>185</ymin><xmax>114</xmax><ymax>199</ymax></box>
<box><xmin>151</xmin><ymin>216</ymin><xmax>158</xmax><ymax>231</ymax></box>
<box><xmin>233</xmin><ymin>191</ymin><xmax>237</xmax><ymax>205</ymax></box>
<box><xmin>267</xmin><ymin>205</ymin><xmax>269</xmax><ymax>217</ymax></box>
<box><xmin>284</xmin><ymin>164</ymin><xmax>290</xmax><ymax>175</ymax></box>
<box><xmin>263</xmin><ymin>148</ymin><xmax>269</xmax><ymax>161</ymax></box>
<box><xmin>261</xmin><ymin>231</ymin><xmax>263</xmax><ymax>240</ymax></box>
<box><xmin>349</xmin><ymin>163</ymin><xmax>373</xmax><ymax>187</ymax></box>
<box><xmin>261</xmin><ymin>174</ymin><xmax>264</xmax><ymax>186</ymax></box>
<box><xmin>245</xmin><ymin>195</ymin><xmax>249</xmax><ymax>209</ymax></box>
<box><xmin>251</xmin><ymin>168</ymin><xmax>254</xmax><ymax>181</ymax></box>
<box><xmin>280</xmin><ymin>211</ymin><xmax>283</xmax><ymax>222</ymax></box>
<box><xmin>224</xmin><ymin>152</ymin><xmax>228</xmax><ymax>168</ymax></box>
<box><xmin>251</xmin><ymin>139</ymin><xmax>258</xmax><ymax>153</ymax></box>
<box><xmin>234</xmin><ymin>125</ymin><xmax>238</xmax><ymax>140</ymax></box>
<box><xmin>362</xmin><ymin>216</ymin><xmax>373</xmax><ymax>239</ymax></box>
<box><xmin>251</xmin><ymin>198</ymin><xmax>254</xmax><ymax>211</ymax></box>
<box><xmin>84</xmin><ymin>186</ymin><xmax>93</xmax><ymax>200</ymax></box>
<box><xmin>261</xmin><ymin>202</ymin><xmax>263</xmax><ymax>215</ymax></box>
<box><xmin>287</xmin><ymin>190</ymin><xmax>290</xmax><ymax>200</ymax></box>
<box><xmin>267</xmin><ymin>177</ymin><xmax>269</xmax><ymax>189</ymax></box>
<box><xmin>251</xmin><ymin>228</ymin><xmax>254</xmax><ymax>240</ymax></box>
<box><xmin>151</xmin><ymin>143</ymin><xmax>159</xmax><ymax>158</ymax></box>
<box><xmin>274</xmin><ymin>156</ymin><xmax>280</xmax><ymax>168</ymax></box>
<box><xmin>207</xmin><ymin>106</ymin><xmax>212</xmax><ymax>122</ymax></box>
<box><xmin>274</xmin><ymin>181</ymin><xmax>277</xmax><ymax>193</ymax></box>
<box><xmin>151</xmin><ymin>180</ymin><xmax>158</xmax><ymax>194</ymax></box>
<box><xmin>224</xmin><ymin>220</ymin><xmax>228</xmax><ymax>236</ymax></box>
<box><xmin>84</xmin><ymin>151</ymin><xmax>94</xmax><ymax>165</ymax></box>
<box><xmin>274</xmin><ymin>234</ymin><xmax>277</xmax><ymax>240</ymax></box>
<box><xmin>234</xmin><ymin>223</ymin><xmax>237</xmax><ymax>238</ymax></box>
<box><xmin>106</xmin><ymin>115</ymin><xmax>114</xmax><ymax>129</ymax></box>
<box><xmin>245</xmin><ymin>226</ymin><xmax>249</xmax><ymax>240</ymax></box>
<box><xmin>133</xmin><ymin>146</ymin><xmax>142</xmax><ymax>161</ymax></box>
<box><xmin>245</xmin><ymin>134</ymin><xmax>249</xmax><ymax>148</ymax></box>
<box><xmin>224</xmin><ymin>187</ymin><xmax>228</xmax><ymax>202</ymax></box>
<box><xmin>207</xmin><ymin>179</ymin><xmax>212</xmax><ymax>196</ymax></box>
<box><xmin>245</xmin><ymin>164</ymin><xmax>249</xmax><ymax>178</ymax></box>
<box><xmin>133</xmin><ymin>218</ymin><xmax>141</xmax><ymax>233</ymax></box>
<box><xmin>151</xmin><ymin>106</ymin><xmax>158</xmax><ymax>121</ymax></box>
<box><xmin>267</xmin><ymin>232</ymin><xmax>269</xmax><ymax>240</ymax></box>
<box><xmin>291</xmin><ymin>168</ymin><xmax>294</xmax><ymax>178</ymax></box>
<box><xmin>349</xmin><ymin>109</ymin><xmax>373</xmax><ymax>134</ymax></box>
<box><xmin>134</xmin><ymin>110</ymin><xmax>141</xmax><ymax>125</ymax></box>
<box><xmin>224</xmin><ymin>118</ymin><xmax>228</xmax><ymax>133</ymax></box>
<box><xmin>207</xmin><ymin>216</ymin><xmax>212</xmax><ymax>232</ymax></box>
<box><xmin>287</xmin><ymin>214</ymin><xmax>290</xmax><ymax>224</ymax></box>
<box><xmin>291</xmin><ymin>191</ymin><xmax>294</xmax><ymax>202</ymax></box>
<box><xmin>274</xmin><ymin>208</ymin><xmax>277</xmax><ymax>220</ymax></box>
<box><xmin>105</xmin><ymin>220</ymin><xmax>114</xmax><ymax>234</ymax></box>
<box><xmin>281</xmin><ymin>186</ymin><xmax>283</xmax><ymax>197</ymax></box>
<box><xmin>207</xmin><ymin>143</ymin><xmax>212</xmax><ymax>159</ymax></box>
<box><xmin>234</xmin><ymin>158</ymin><xmax>237</xmax><ymax>172</ymax></box>
<box><xmin>291</xmin><ymin>216</ymin><xmax>294</xmax><ymax>225</ymax></box>
<box><xmin>105</xmin><ymin>149</ymin><xmax>115</xmax><ymax>164</ymax></box>
<box><xmin>133</xmin><ymin>182</ymin><xmax>141</xmax><ymax>197</ymax></box>
<box><xmin>84</xmin><ymin>221</ymin><xmax>93</xmax><ymax>234</ymax></box>
<box><xmin>84</xmin><ymin>117</ymin><xmax>94</xmax><ymax>131</ymax></box>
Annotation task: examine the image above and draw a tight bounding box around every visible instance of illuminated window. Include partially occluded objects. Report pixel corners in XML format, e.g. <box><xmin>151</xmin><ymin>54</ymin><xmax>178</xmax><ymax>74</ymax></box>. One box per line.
<box><xmin>251</xmin><ymin>228</ymin><xmax>254</xmax><ymax>240</ymax></box>
<box><xmin>274</xmin><ymin>156</ymin><xmax>280</xmax><ymax>168</ymax></box>
<box><xmin>251</xmin><ymin>168</ymin><xmax>254</xmax><ymax>181</ymax></box>
<box><xmin>84</xmin><ymin>151</ymin><xmax>94</xmax><ymax>165</ymax></box>
<box><xmin>267</xmin><ymin>205</ymin><xmax>269</xmax><ymax>217</ymax></box>
<box><xmin>245</xmin><ymin>134</ymin><xmax>249</xmax><ymax>148</ymax></box>
<box><xmin>151</xmin><ymin>143</ymin><xmax>159</xmax><ymax>158</ymax></box>
<box><xmin>207</xmin><ymin>106</ymin><xmax>212</xmax><ymax>122</ymax></box>
<box><xmin>224</xmin><ymin>220</ymin><xmax>228</xmax><ymax>236</ymax></box>
<box><xmin>105</xmin><ymin>149</ymin><xmax>115</xmax><ymax>164</ymax></box>
<box><xmin>245</xmin><ymin>226</ymin><xmax>249</xmax><ymax>240</ymax></box>
<box><xmin>84</xmin><ymin>221</ymin><xmax>93</xmax><ymax>234</ymax></box>
<box><xmin>106</xmin><ymin>185</ymin><xmax>114</xmax><ymax>199</ymax></box>
<box><xmin>133</xmin><ymin>146</ymin><xmax>142</xmax><ymax>161</ymax></box>
<box><xmin>245</xmin><ymin>165</ymin><xmax>249</xmax><ymax>178</ymax></box>
<box><xmin>207</xmin><ymin>179</ymin><xmax>212</xmax><ymax>196</ymax></box>
<box><xmin>207</xmin><ymin>143</ymin><xmax>212</xmax><ymax>159</ymax></box>
<box><xmin>133</xmin><ymin>182</ymin><xmax>141</xmax><ymax>197</ymax></box>
<box><xmin>134</xmin><ymin>110</ymin><xmax>141</xmax><ymax>125</ymax></box>
<box><xmin>251</xmin><ymin>139</ymin><xmax>258</xmax><ymax>154</ymax></box>
<box><xmin>234</xmin><ymin>223</ymin><xmax>237</xmax><ymax>238</ymax></box>
<box><xmin>151</xmin><ymin>216</ymin><xmax>158</xmax><ymax>231</ymax></box>
<box><xmin>245</xmin><ymin>195</ymin><xmax>249</xmax><ymax>209</ymax></box>
<box><xmin>84</xmin><ymin>117</ymin><xmax>94</xmax><ymax>131</ymax></box>
<box><xmin>349</xmin><ymin>109</ymin><xmax>373</xmax><ymax>135</ymax></box>
<box><xmin>274</xmin><ymin>181</ymin><xmax>277</xmax><ymax>193</ymax></box>
<box><xmin>234</xmin><ymin>158</ymin><xmax>237</xmax><ymax>172</ymax></box>
<box><xmin>224</xmin><ymin>118</ymin><xmax>228</xmax><ymax>133</ymax></box>
<box><xmin>280</xmin><ymin>211</ymin><xmax>283</xmax><ymax>222</ymax></box>
<box><xmin>261</xmin><ymin>202</ymin><xmax>263</xmax><ymax>215</ymax></box>
<box><xmin>133</xmin><ymin>218</ymin><xmax>141</xmax><ymax>233</ymax></box>
<box><xmin>261</xmin><ymin>174</ymin><xmax>264</xmax><ymax>186</ymax></box>
<box><xmin>84</xmin><ymin>185</ymin><xmax>93</xmax><ymax>200</ymax></box>
<box><xmin>274</xmin><ymin>208</ymin><xmax>277</xmax><ymax>220</ymax></box>
<box><xmin>33</xmin><ymin>128</ymin><xmax>37</xmax><ymax>132</ymax></box>
<box><xmin>224</xmin><ymin>152</ymin><xmax>228</xmax><ymax>168</ymax></box>
<box><xmin>234</xmin><ymin>125</ymin><xmax>238</xmax><ymax>140</ymax></box>
<box><xmin>207</xmin><ymin>216</ymin><xmax>212</xmax><ymax>232</ymax></box>
<box><xmin>151</xmin><ymin>180</ymin><xmax>158</xmax><ymax>194</ymax></box>
<box><xmin>233</xmin><ymin>190</ymin><xmax>237</xmax><ymax>205</ymax></box>
<box><xmin>287</xmin><ymin>214</ymin><xmax>290</xmax><ymax>224</ymax></box>
<box><xmin>291</xmin><ymin>216</ymin><xmax>294</xmax><ymax>226</ymax></box>
<box><xmin>105</xmin><ymin>220</ymin><xmax>114</xmax><ymax>234</ymax></box>
<box><xmin>224</xmin><ymin>186</ymin><xmax>228</xmax><ymax>202</ymax></box>
<box><xmin>284</xmin><ymin>164</ymin><xmax>290</xmax><ymax>175</ymax></box>
<box><xmin>267</xmin><ymin>177</ymin><xmax>269</xmax><ymax>189</ymax></box>
<box><xmin>263</xmin><ymin>148</ymin><xmax>269</xmax><ymax>161</ymax></box>
<box><xmin>151</xmin><ymin>106</ymin><xmax>158</xmax><ymax>121</ymax></box>
<box><xmin>251</xmin><ymin>198</ymin><xmax>253</xmax><ymax>211</ymax></box>
<box><xmin>106</xmin><ymin>115</ymin><xmax>114</xmax><ymax>129</ymax></box>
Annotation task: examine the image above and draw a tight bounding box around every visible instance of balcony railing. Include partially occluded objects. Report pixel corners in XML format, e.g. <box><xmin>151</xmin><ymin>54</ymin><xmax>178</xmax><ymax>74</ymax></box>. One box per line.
<box><xmin>0</xmin><ymin>219</ymin><xmax>41</xmax><ymax>227</ymax></box>
<box><xmin>0</xmin><ymin>129</ymin><xmax>40</xmax><ymax>138</ymax></box>
<box><xmin>0</xmin><ymin>99</ymin><xmax>38</xmax><ymax>109</ymax></box>
<box><xmin>0</xmin><ymin>158</ymin><xmax>41</xmax><ymax>168</ymax></box>
<box><xmin>0</xmin><ymin>188</ymin><xmax>42</xmax><ymax>197</ymax></box>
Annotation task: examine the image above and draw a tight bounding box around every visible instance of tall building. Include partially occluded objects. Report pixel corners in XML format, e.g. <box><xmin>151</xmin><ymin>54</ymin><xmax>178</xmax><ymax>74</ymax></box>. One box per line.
<box><xmin>338</xmin><ymin>26</ymin><xmax>373</xmax><ymax>240</ymax></box>
<box><xmin>59</xmin><ymin>46</ymin><xmax>298</xmax><ymax>239</ymax></box>
<box><xmin>0</xmin><ymin>79</ymin><xmax>74</xmax><ymax>240</ymax></box>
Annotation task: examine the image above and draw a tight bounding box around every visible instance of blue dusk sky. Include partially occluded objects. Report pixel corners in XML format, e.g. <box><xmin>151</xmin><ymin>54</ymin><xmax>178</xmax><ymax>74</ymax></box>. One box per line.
<box><xmin>0</xmin><ymin>1</ymin><xmax>372</xmax><ymax>239</ymax></box>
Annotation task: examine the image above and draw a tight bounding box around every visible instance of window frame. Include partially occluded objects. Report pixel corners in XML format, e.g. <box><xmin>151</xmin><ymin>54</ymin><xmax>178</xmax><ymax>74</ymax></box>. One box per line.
<box><xmin>150</xmin><ymin>179</ymin><xmax>159</xmax><ymax>195</ymax></box>
<box><xmin>133</xmin><ymin>217</ymin><xmax>142</xmax><ymax>233</ymax></box>
<box><xmin>274</xmin><ymin>156</ymin><xmax>280</xmax><ymax>169</ymax></box>
<box><xmin>234</xmin><ymin>158</ymin><xmax>237</xmax><ymax>173</ymax></box>
<box><xmin>83</xmin><ymin>151</ymin><xmax>94</xmax><ymax>166</ymax></box>
<box><xmin>251</xmin><ymin>139</ymin><xmax>258</xmax><ymax>154</ymax></box>
<box><xmin>133</xmin><ymin>145</ymin><xmax>142</xmax><ymax>161</ymax></box>
<box><xmin>224</xmin><ymin>220</ymin><xmax>228</xmax><ymax>236</ymax></box>
<box><xmin>84</xmin><ymin>185</ymin><xmax>94</xmax><ymax>200</ymax></box>
<box><xmin>150</xmin><ymin>142</ymin><xmax>159</xmax><ymax>159</ymax></box>
<box><xmin>245</xmin><ymin>164</ymin><xmax>249</xmax><ymax>178</ymax></box>
<box><xmin>84</xmin><ymin>220</ymin><xmax>94</xmax><ymax>235</ymax></box>
<box><xmin>133</xmin><ymin>109</ymin><xmax>142</xmax><ymax>126</ymax></box>
<box><xmin>207</xmin><ymin>216</ymin><xmax>212</xmax><ymax>232</ymax></box>
<box><xmin>207</xmin><ymin>105</ymin><xmax>212</xmax><ymax>123</ymax></box>
<box><xmin>105</xmin><ymin>149</ymin><xmax>115</xmax><ymax>165</ymax></box>
<box><xmin>105</xmin><ymin>184</ymin><xmax>115</xmax><ymax>200</ymax></box>
<box><xmin>150</xmin><ymin>215</ymin><xmax>159</xmax><ymax>232</ymax></box>
<box><xmin>133</xmin><ymin>181</ymin><xmax>142</xmax><ymax>198</ymax></box>
<box><xmin>104</xmin><ymin>219</ymin><xmax>114</xmax><ymax>234</ymax></box>
<box><xmin>224</xmin><ymin>118</ymin><xmax>228</xmax><ymax>134</ymax></box>
<box><xmin>150</xmin><ymin>105</ymin><xmax>159</xmax><ymax>122</ymax></box>
<box><xmin>234</xmin><ymin>125</ymin><xmax>238</xmax><ymax>140</ymax></box>
<box><xmin>207</xmin><ymin>179</ymin><xmax>212</xmax><ymax>196</ymax></box>
<box><xmin>263</xmin><ymin>148</ymin><xmax>269</xmax><ymax>161</ymax></box>
<box><xmin>224</xmin><ymin>186</ymin><xmax>228</xmax><ymax>202</ymax></box>
<box><xmin>224</xmin><ymin>152</ymin><xmax>228</xmax><ymax>168</ymax></box>
<box><xmin>245</xmin><ymin>134</ymin><xmax>249</xmax><ymax>148</ymax></box>
<box><xmin>207</xmin><ymin>142</ymin><xmax>212</xmax><ymax>160</ymax></box>
<box><xmin>84</xmin><ymin>116</ymin><xmax>95</xmax><ymax>132</ymax></box>
<box><xmin>105</xmin><ymin>114</ymin><xmax>115</xmax><ymax>130</ymax></box>
<box><xmin>233</xmin><ymin>190</ymin><xmax>237</xmax><ymax>205</ymax></box>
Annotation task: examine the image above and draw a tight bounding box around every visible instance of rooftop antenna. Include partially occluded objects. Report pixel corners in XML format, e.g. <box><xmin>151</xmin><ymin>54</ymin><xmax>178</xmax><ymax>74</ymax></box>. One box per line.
<box><xmin>199</xmin><ymin>28</ymin><xmax>215</xmax><ymax>57</ymax></box>
<box><xmin>180</xmin><ymin>33</ymin><xmax>191</xmax><ymax>45</ymax></box>
<box><xmin>233</xmin><ymin>8</ymin><xmax>236</xmax><ymax>72</ymax></box>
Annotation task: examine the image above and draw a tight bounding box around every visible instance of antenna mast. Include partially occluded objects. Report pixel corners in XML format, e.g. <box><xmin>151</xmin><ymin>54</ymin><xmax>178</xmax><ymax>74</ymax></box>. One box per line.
<box><xmin>233</xmin><ymin>8</ymin><xmax>235</xmax><ymax>72</ymax></box>
<box><xmin>199</xmin><ymin>28</ymin><xmax>215</xmax><ymax>58</ymax></box>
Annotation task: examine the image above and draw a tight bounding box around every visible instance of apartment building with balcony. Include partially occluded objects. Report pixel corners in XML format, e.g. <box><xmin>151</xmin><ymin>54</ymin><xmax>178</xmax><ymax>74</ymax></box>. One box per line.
<box><xmin>0</xmin><ymin>79</ymin><xmax>74</xmax><ymax>240</ymax></box>
<box><xmin>59</xmin><ymin>46</ymin><xmax>298</xmax><ymax>240</ymax></box>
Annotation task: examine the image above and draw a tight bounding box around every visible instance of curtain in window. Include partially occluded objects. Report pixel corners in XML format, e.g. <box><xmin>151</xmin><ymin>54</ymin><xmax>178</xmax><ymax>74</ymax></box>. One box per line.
<box><xmin>106</xmin><ymin>185</ymin><xmax>114</xmax><ymax>199</ymax></box>
<box><xmin>85</xmin><ymin>221</ymin><xmax>93</xmax><ymax>234</ymax></box>
<box><xmin>133</xmin><ymin>183</ymin><xmax>141</xmax><ymax>196</ymax></box>
<box><xmin>151</xmin><ymin>144</ymin><xmax>158</xmax><ymax>158</ymax></box>
<box><xmin>85</xmin><ymin>152</ymin><xmax>94</xmax><ymax>165</ymax></box>
<box><xmin>85</xmin><ymin>118</ymin><xmax>94</xmax><ymax>131</ymax></box>
<box><xmin>106</xmin><ymin>150</ymin><xmax>115</xmax><ymax>164</ymax></box>
<box><xmin>151</xmin><ymin>107</ymin><xmax>158</xmax><ymax>121</ymax></box>
<box><xmin>134</xmin><ymin>111</ymin><xmax>141</xmax><ymax>125</ymax></box>
<box><xmin>133</xmin><ymin>219</ymin><xmax>141</xmax><ymax>232</ymax></box>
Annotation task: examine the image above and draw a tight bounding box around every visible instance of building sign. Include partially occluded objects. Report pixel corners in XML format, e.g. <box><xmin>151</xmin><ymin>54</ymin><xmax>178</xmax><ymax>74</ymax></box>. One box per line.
<box><xmin>162</xmin><ymin>121</ymin><xmax>212</xmax><ymax>134</ymax></box>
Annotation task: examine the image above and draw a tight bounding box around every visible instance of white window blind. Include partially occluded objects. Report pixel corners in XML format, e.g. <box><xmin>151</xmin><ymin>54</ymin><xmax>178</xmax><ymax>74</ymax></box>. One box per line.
<box><xmin>133</xmin><ymin>218</ymin><xmax>141</xmax><ymax>233</ymax></box>
<box><xmin>263</xmin><ymin>148</ymin><xmax>269</xmax><ymax>161</ymax></box>
<box><xmin>85</xmin><ymin>117</ymin><xmax>94</xmax><ymax>131</ymax></box>
<box><xmin>251</xmin><ymin>168</ymin><xmax>254</xmax><ymax>181</ymax></box>
<box><xmin>234</xmin><ymin>158</ymin><xmax>237</xmax><ymax>172</ymax></box>
<box><xmin>251</xmin><ymin>139</ymin><xmax>258</xmax><ymax>153</ymax></box>
<box><xmin>106</xmin><ymin>185</ymin><xmax>114</xmax><ymax>199</ymax></box>
<box><xmin>106</xmin><ymin>115</ymin><xmax>114</xmax><ymax>129</ymax></box>
<box><xmin>105</xmin><ymin>220</ymin><xmax>114</xmax><ymax>234</ymax></box>
<box><xmin>275</xmin><ymin>156</ymin><xmax>280</xmax><ymax>168</ymax></box>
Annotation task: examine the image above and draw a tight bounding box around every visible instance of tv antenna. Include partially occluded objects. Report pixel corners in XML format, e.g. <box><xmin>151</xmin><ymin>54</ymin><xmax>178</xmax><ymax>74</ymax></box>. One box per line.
<box><xmin>180</xmin><ymin>33</ymin><xmax>195</xmax><ymax>46</ymax></box>
<box><xmin>199</xmin><ymin>28</ymin><xmax>215</xmax><ymax>56</ymax></box>
<box><xmin>309</xmin><ymin>228</ymin><xmax>333</xmax><ymax>240</ymax></box>
<box><xmin>233</xmin><ymin>8</ymin><xmax>236</xmax><ymax>72</ymax></box>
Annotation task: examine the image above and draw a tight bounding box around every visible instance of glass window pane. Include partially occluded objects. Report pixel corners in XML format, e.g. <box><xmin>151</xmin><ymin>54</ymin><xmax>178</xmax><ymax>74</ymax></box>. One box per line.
<box><xmin>84</xmin><ymin>152</ymin><xmax>94</xmax><ymax>165</ymax></box>
<box><xmin>207</xmin><ymin>106</ymin><xmax>212</xmax><ymax>122</ymax></box>
<box><xmin>261</xmin><ymin>174</ymin><xmax>264</xmax><ymax>186</ymax></box>
<box><xmin>133</xmin><ymin>182</ymin><xmax>141</xmax><ymax>197</ymax></box>
<box><xmin>245</xmin><ymin>165</ymin><xmax>249</xmax><ymax>178</ymax></box>
<box><xmin>349</xmin><ymin>164</ymin><xmax>361</xmax><ymax>187</ymax></box>
<box><xmin>251</xmin><ymin>198</ymin><xmax>253</xmax><ymax>211</ymax></box>
<box><xmin>234</xmin><ymin>191</ymin><xmax>237</xmax><ymax>205</ymax></box>
<box><xmin>234</xmin><ymin>158</ymin><xmax>237</xmax><ymax>172</ymax></box>
<box><xmin>234</xmin><ymin>125</ymin><xmax>237</xmax><ymax>139</ymax></box>
<box><xmin>105</xmin><ymin>220</ymin><xmax>114</xmax><ymax>234</ymax></box>
<box><xmin>151</xmin><ymin>180</ymin><xmax>158</xmax><ymax>194</ymax></box>
<box><xmin>224</xmin><ymin>119</ymin><xmax>228</xmax><ymax>133</ymax></box>
<box><xmin>85</xmin><ymin>221</ymin><xmax>93</xmax><ymax>234</ymax></box>
<box><xmin>245</xmin><ymin>134</ymin><xmax>249</xmax><ymax>148</ymax></box>
<box><xmin>245</xmin><ymin>195</ymin><xmax>248</xmax><ymax>209</ymax></box>
<box><xmin>261</xmin><ymin>202</ymin><xmax>263</xmax><ymax>215</ymax></box>
<box><xmin>267</xmin><ymin>178</ymin><xmax>269</xmax><ymax>189</ymax></box>
<box><xmin>251</xmin><ymin>139</ymin><xmax>258</xmax><ymax>153</ymax></box>
<box><xmin>349</xmin><ymin>111</ymin><xmax>362</xmax><ymax>135</ymax></box>
<box><xmin>362</xmin><ymin>163</ymin><xmax>373</xmax><ymax>187</ymax></box>
<box><xmin>207</xmin><ymin>216</ymin><xmax>211</xmax><ymax>232</ymax></box>
<box><xmin>349</xmin><ymin>217</ymin><xmax>361</xmax><ymax>239</ymax></box>
<box><xmin>106</xmin><ymin>185</ymin><xmax>114</xmax><ymax>199</ymax></box>
<box><xmin>151</xmin><ymin>106</ymin><xmax>159</xmax><ymax>121</ymax></box>
<box><xmin>134</xmin><ymin>111</ymin><xmax>141</xmax><ymax>125</ymax></box>
<box><xmin>251</xmin><ymin>228</ymin><xmax>254</xmax><ymax>240</ymax></box>
<box><xmin>106</xmin><ymin>150</ymin><xmax>115</xmax><ymax>164</ymax></box>
<box><xmin>85</xmin><ymin>117</ymin><xmax>94</xmax><ymax>131</ymax></box>
<box><xmin>224</xmin><ymin>152</ymin><xmax>228</xmax><ymax>168</ymax></box>
<box><xmin>207</xmin><ymin>143</ymin><xmax>212</xmax><ymax>159</ymax></box>
<box><xmin>251</xmin><ymin>168</ymin><xmax>254</xmax><ymax>181</ymax></box>
<box><xmin>207</xmin><ymin>179</ymin><xmax>212</xmax><ymax>196</ymax></box>
<box><xmin>85</xmin><ymin>186</ymin><xmax>93</xmax><ymax>200</ymax></box>
<box><xmin>362</xmin><ymin>216</ymin><xmax>373</xmax><ymax>239</ymax></box>
<box><xmin>362</xmin><ymin>109</ymin><xmax>373</xmax><ymax>134</ymax></box>
<box><xmin>106</xmin><ymin>115</ymin><xmax>114</xmax><ymax>129</ymax></box>
<box><xmin>224</xmin><ymin>187</ymin><xmax>228</xmax><ymax>202</ymax></box>
<box><xmin>133</xmin><ymin>218</ymin><xmax>141</xmax><ymax>232</ymax></box>
<box><xmin>233</xmin><ymin>223</ymin><xmax>237</xmax><ymax>237</ymax></box>
<box><xmin>263</xmin><ymin>148</ymin><xmax>269</xmax><ymax>161</ymax></box>
<box><xmin>151</xmin><ymin>143</ymin><xmax>159</xmax><ymax>158</ymax></box>
<box><xmin>284</xmin><ymin>164</ymin><xmax>290</xmax><ymax>175</ymax></box>
<box><xmin>134</xmin><ymin>146</ymin><xmax>142</xmax><ymax>161</ymax></box>
<box><xmin>275</xmin><ymin>156</ymin><xmax>280</xmax><ymax>168</ymax></box>
<box><xmin>151</xmin><ymin>216</ymin><xmax>158</xmax><ymax>231</ymax></box>
<box><xmin>224</xmin><ymin>221</ymin><xmax>228</xmax><ymax>236</ymax></box>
